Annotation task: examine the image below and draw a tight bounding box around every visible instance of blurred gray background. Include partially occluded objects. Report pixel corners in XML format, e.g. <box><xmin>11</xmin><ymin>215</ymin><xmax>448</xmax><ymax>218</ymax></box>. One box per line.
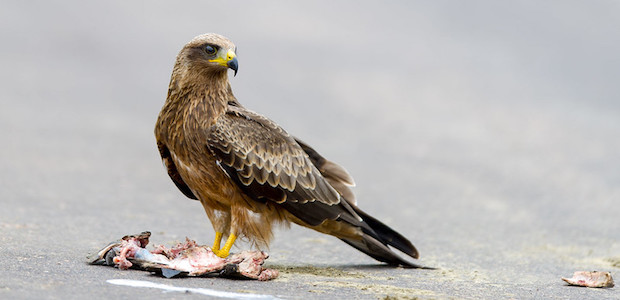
<box><xmin>1</xmin><ymin>1</ymin><xmax>619</xmax><ymax>299</ymax></box>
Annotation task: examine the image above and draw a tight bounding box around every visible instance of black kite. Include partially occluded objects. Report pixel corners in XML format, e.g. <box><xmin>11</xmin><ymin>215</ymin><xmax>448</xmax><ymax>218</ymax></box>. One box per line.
<box><xmin>155</xmin><ymin>33</ymin><xmax>422</xmax><ymax>267</ymax></box>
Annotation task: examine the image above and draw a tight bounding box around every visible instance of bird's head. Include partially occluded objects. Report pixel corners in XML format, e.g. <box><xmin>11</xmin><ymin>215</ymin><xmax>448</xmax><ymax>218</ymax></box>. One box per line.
<box><xmin>177</xmin><ymin>33</ymin><xmax>238</xmax><ymax>77</ymax></box>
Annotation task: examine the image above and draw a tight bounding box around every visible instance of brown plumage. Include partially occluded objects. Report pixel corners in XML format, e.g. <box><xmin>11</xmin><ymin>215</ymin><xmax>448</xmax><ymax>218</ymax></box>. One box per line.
<box><xmin>155</xmin><ymin>33</ymin><xmax>423</xmax><ymax>267</ymax></box>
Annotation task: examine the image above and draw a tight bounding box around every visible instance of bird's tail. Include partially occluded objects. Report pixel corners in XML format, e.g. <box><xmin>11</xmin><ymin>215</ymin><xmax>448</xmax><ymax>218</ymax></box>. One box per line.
<box><xmin>340</xmin><ymin>208</ymin><xmax>429</xmax><ymax>268</ymax></box>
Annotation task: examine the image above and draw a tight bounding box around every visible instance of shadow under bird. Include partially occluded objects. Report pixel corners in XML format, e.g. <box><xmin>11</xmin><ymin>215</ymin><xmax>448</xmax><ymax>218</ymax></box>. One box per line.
<box><xmin>155</xmin><ymin>33</ymin><xmax>424</xmax><ymax>267</ymax></box>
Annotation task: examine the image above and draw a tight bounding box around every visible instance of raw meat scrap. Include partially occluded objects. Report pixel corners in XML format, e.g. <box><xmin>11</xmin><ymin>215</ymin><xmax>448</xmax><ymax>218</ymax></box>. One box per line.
<box><xmin>89</xmin><ymin>231</ymin><xmax>278</xmax><ymax>281</ymax></box>
<box><xmin>561</xmin><ymin>271</ymin><xmax>614</xmax><ymax>288</ymax></box>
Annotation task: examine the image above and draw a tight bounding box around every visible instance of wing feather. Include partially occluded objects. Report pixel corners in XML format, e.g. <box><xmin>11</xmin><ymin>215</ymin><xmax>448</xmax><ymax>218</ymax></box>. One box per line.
<box><xmin>207</xmin><ymin>106</ymin><xmax>361</xmax><ymax>225</ymax></box>
<box><xmin>295</xmin><ymin>138</ymin><xmax>357</xmax><ymax>205</ymax></box>
<box><xmin>157</xmin><ymin>142</ymin><xmax>198</xmax><ymax>200</ymax></box>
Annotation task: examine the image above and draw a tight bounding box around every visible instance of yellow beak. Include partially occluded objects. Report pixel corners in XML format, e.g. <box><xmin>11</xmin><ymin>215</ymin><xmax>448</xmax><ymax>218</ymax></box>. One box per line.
<box><xmin>209</xmin><ymin>49</ymin><xmax>238</xmax><ymax>75</ymax></box>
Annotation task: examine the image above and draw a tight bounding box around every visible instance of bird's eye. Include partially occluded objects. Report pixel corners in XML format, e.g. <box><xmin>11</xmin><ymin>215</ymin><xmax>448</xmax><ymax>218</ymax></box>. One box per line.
<box><xmin>205</xmin><ymin>45</ymin><xmax>217</xmax><ymax>55</ymax></box>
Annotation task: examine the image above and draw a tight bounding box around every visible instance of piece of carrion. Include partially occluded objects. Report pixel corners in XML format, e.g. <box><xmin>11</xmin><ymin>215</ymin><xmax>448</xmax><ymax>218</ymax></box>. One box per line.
<box><xmin>89</xmin><ymin>231</ymin><xmax>278</xmax><ymax>281</ymax></box>
<box><xmin>561</xmin><ymin>271</ymin><xmax>614</xmax><ymax>288</ymax></box>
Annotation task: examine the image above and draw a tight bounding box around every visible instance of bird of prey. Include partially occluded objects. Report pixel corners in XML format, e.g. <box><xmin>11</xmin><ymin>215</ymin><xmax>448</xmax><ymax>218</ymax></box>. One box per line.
<box><xmin>155</xmin><ymin>33</ymin><xmax>422</xmax><ymax>267</ymax></box>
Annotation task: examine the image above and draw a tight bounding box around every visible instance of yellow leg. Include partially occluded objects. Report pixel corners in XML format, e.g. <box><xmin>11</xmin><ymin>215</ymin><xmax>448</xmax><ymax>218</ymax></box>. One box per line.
<box><xmin>212</xmin><ymin>232</ymin><xmax>223</xmax><ymax>251</ymax></box>
<box><xmin>212</xmin><ymin>233</ymin><xmax>237</xmax><ymax>258</ymax></box>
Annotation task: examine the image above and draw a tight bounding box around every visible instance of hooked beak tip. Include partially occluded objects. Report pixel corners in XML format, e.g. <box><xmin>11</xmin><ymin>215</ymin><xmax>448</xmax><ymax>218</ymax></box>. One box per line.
<box><xmin>227</xmin><ymin>57</ymin><xmax>238</xmax><ymax>76</ymax></box>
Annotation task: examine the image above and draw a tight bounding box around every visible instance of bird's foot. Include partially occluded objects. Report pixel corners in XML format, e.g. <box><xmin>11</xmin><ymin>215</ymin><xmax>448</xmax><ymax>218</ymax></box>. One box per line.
<box><xmin>212</xmin><ymin>248</ymin><xmax>230</xmax><ymax>258</ymax></box>
<box><xmin>211</xmin><ymin>233</ymin><xmax>237</xmax><ymax>258</ymax></box>
<box><xmin>212</xmin><ymin>232</ymin><xmax>223</xmax><ymax>252</ymax></box>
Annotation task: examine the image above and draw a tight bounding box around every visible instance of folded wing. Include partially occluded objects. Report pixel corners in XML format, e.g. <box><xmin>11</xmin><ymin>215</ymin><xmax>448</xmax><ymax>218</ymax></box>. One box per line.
<box><xmin>207</xmin><ymin>106</ymin><xmax>360</xmax><ymax>226</ymax></box>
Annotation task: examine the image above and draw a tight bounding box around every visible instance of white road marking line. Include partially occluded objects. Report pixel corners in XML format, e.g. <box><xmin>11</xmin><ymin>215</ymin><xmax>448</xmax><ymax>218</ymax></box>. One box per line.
<box><xmin>107</xmin><ymin>279</ymin><xmax>280</xmax><ymax>299</ymax></box>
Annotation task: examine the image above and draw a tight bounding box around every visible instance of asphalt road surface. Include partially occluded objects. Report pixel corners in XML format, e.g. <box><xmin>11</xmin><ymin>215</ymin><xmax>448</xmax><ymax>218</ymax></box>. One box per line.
<box><xmin>1</xmin><ymin>1</ymin><xmax>619</xmax><ymax>299</ymax></box>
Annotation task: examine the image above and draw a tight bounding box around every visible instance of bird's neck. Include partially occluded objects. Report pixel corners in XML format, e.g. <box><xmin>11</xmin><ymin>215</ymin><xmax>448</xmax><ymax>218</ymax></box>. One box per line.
<box><xmin>173</xmin><ymin>69</ymin><xmax>232</xmax><ymax>115</ymax></box>
<box><xmin>157</xmin><ymin>69</ymin><xmax>233</xmax><ymax>144</ymax></box>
